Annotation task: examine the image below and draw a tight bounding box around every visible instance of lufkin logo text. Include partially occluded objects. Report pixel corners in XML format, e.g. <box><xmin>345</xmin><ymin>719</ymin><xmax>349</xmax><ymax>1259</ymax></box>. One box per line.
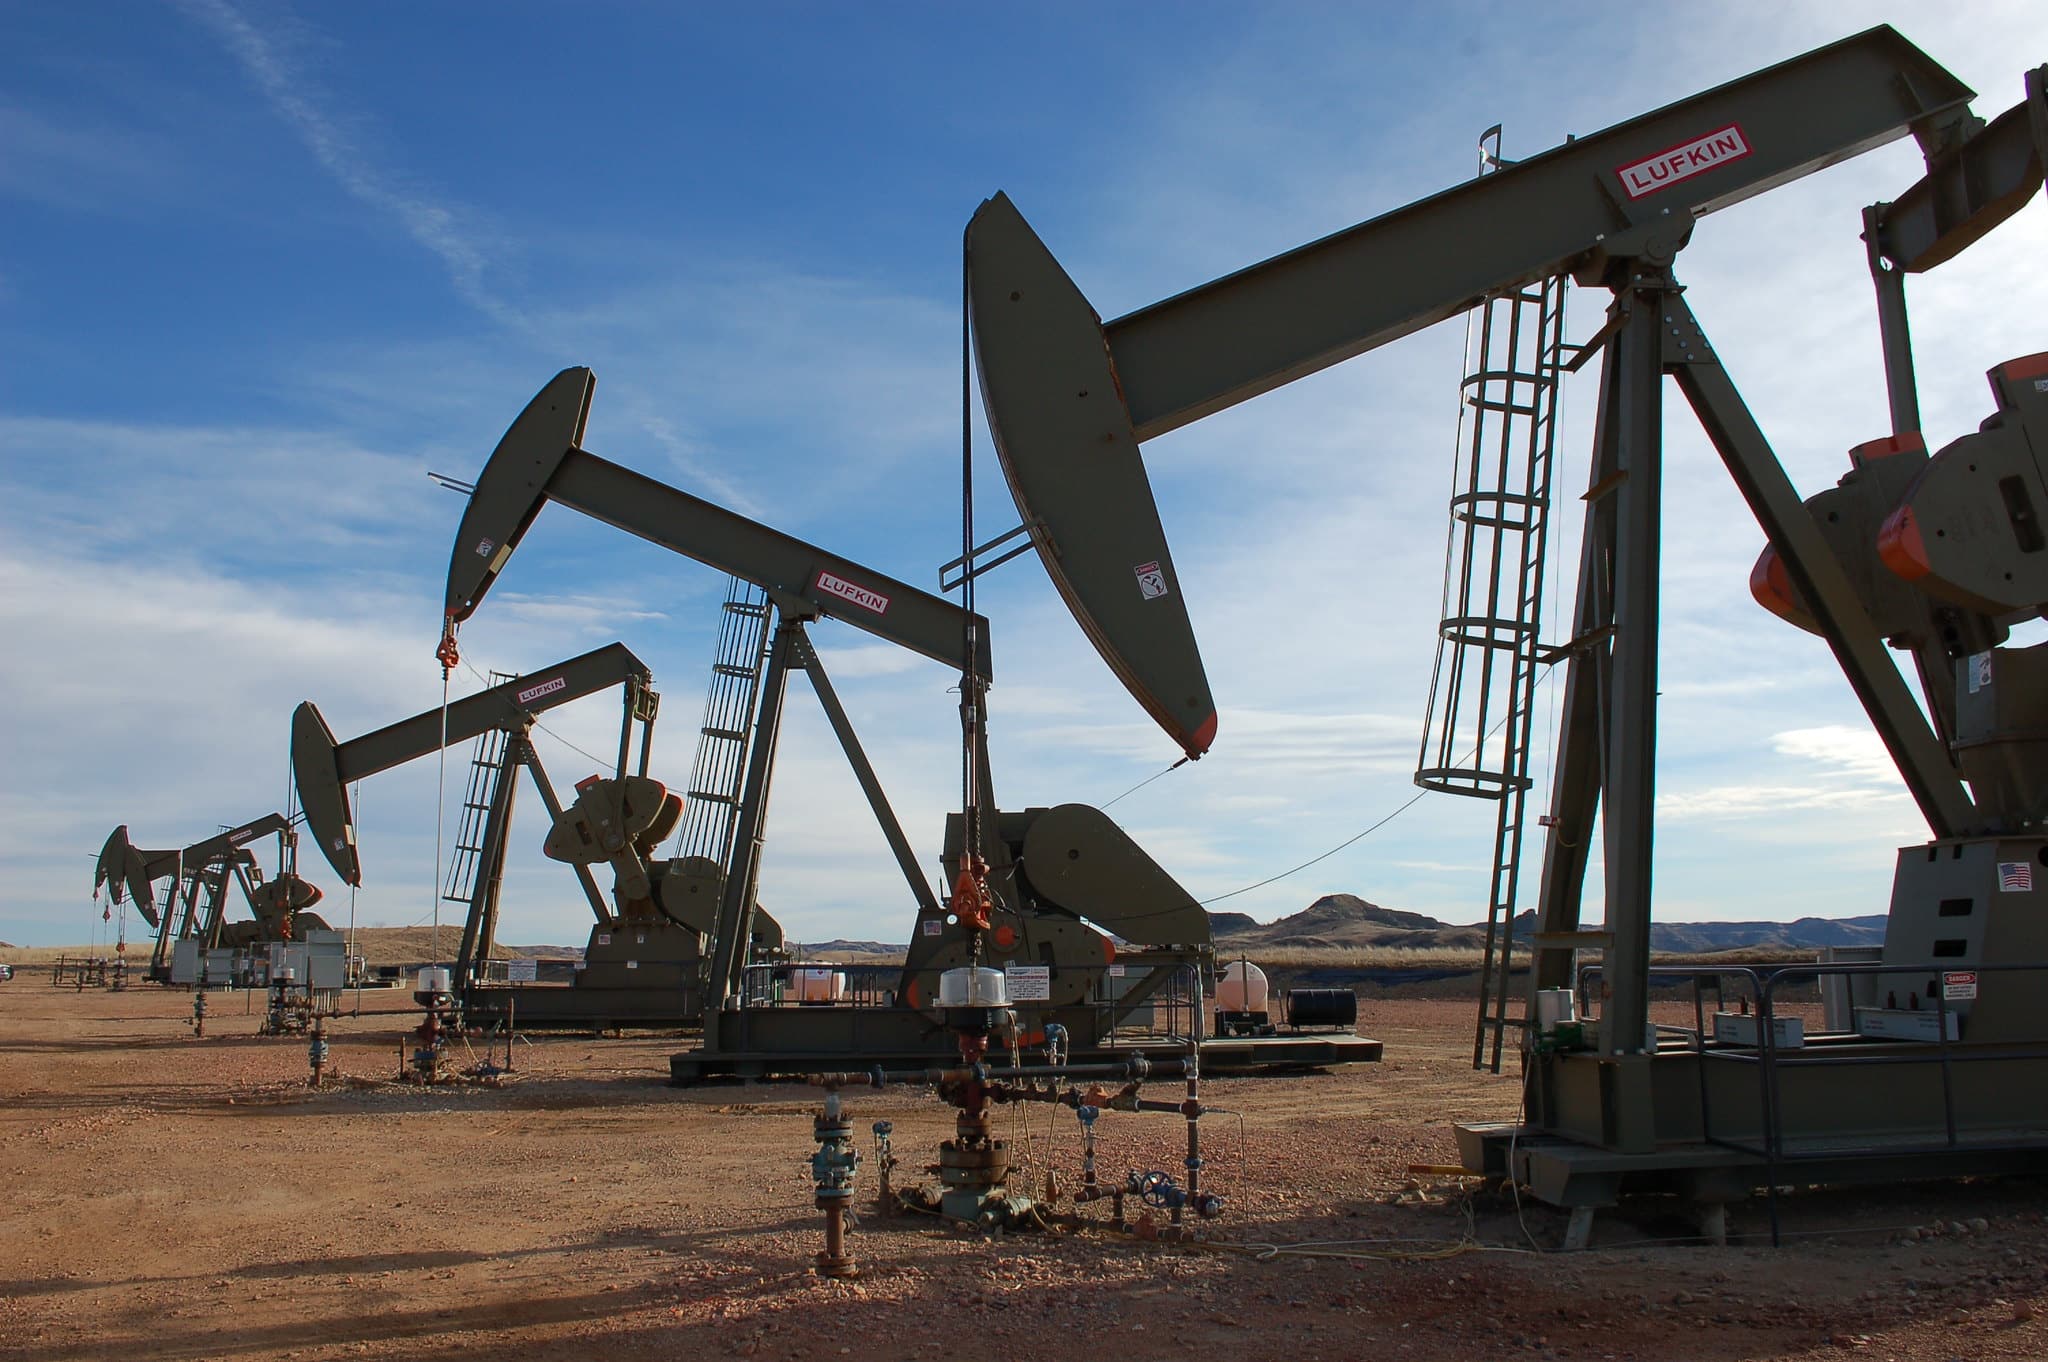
<box><xmin>516</xmin><ymin>676</ymin><xmax>567</xmax><ymax>706</ymax></box>
<box><xmin>815</xmin><ymin>570</ymin><xmax>890</xmax><ymax>615</ymax></box>
<box><xmin>1616</xmin><ymin>124</ymin><xmax>1751</xmax><ymax>199</ymax></box>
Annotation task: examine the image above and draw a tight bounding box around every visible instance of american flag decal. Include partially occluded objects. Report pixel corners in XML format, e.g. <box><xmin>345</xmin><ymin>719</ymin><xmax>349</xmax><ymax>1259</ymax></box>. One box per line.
<box><xmin>1999</xmin><ymin>861</ymin><xmax>2034</xmax><ymax>893</ymax></box>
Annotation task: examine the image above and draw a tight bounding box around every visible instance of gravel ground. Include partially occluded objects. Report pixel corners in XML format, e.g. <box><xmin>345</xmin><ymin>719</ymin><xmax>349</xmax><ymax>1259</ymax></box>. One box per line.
<box><xmin>4</xmin><ymin>980</ymin><xmax>2047</xmax><ymax>1361</ymax></box>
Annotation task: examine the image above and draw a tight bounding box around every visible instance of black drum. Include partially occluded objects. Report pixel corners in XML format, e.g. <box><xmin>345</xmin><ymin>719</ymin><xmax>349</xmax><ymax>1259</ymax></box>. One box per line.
<box><xmin>1287</xmin><ymin>988</ymin><xmax>1357</xmax><ymax>1030</ymax></box>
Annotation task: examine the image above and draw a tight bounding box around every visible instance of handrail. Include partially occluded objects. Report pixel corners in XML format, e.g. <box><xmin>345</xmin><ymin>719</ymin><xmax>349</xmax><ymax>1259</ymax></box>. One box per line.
<box><xmin>1569</xmin><ymin>957</ymin><xmax>2048</xmax><ymax>1243</ymax></box>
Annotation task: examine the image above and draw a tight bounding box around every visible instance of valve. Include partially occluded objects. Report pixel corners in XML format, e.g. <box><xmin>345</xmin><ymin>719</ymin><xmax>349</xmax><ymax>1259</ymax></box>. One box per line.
<box><xmin>809</xmin><ymin>1092</ymin><xmax>860</xmax><ymax>1278</ymax></box>
<box><xmin>307</xmin><ymin>1017</ymin><xmax>330</xmax><ymax>1086</ymax></box>
<box><xmin>871</xmin><ymin>1120</ymin><xmax>897</xmax><ymax>1215</ymax></box>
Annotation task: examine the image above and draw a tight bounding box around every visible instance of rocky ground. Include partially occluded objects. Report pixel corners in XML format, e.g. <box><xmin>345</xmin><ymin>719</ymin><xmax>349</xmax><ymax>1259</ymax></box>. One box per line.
<box><xmin>3</xmin><ymin>978</ymin><xmax>2046</xmax><ymax>1361</ymax></box>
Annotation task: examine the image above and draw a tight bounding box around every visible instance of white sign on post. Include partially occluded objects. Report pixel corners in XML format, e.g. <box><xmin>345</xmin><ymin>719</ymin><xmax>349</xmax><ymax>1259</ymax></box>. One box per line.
<box><xmin>505</xmin><ymin>958</ymin><xmax>538</xmax><ymax>984</ymax></box>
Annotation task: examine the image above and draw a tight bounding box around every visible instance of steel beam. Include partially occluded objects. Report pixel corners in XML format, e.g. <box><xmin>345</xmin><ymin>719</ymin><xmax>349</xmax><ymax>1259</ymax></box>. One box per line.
<box><xmin>1598</xmin><ymin>280</ymin><xmax>1667</xmax><ymax>1070</ymax></box>
<box><xmin>795</xmin><ymin>631</ymin><xmax>943</xmax><ymax>920</ymax></box>
<box><xmin>1665</xmin><ymin>297</ymin><xmax>1976</xmax><ymax>838</ymax></box>
<box><xmin>1869</xmin><ymin>66</ymin><xmax>2047</xmax><ymax>274</ymax></box>
<box><xmin>444</xmin><ymin>368</ymin><xmax>989</xmax><ymax>681</ymax></box>
<box><xmin>975</xmin><ymin>27</ymin><xmax>1973</xmax><ymax>449</ymax></box>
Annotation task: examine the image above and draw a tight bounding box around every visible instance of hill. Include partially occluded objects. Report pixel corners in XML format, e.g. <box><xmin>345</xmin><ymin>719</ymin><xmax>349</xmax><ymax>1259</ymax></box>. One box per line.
<box><xmin>344</xmin><ymin>927</ymin><xmax>583</xmax><ymax>967</ymax></box>
<box><xmin>1211</xmin><ymin>895</ymin><xmax>1889</xmax><ymax>956</ymax></box>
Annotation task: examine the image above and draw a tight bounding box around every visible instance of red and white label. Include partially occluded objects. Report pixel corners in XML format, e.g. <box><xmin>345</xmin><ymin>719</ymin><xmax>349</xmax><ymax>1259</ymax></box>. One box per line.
<box><xmin>516</xmin><ymin>676</ymin><xmax>567</xmax><ymax>706</ymax></box>
<box><xmin>1942</xmin><ymin>970</ymin><xmax>1979</xmax><ymax>1001</ymax></box>
<box><xmin>1616</xmin><ymin>124</ymin><xmax>1751</xmax><ymax>199</ymax></box>
<box><xmin>815</xmin><ymin>570</ymin><xmax>889</xmax><ymax>615</ymax></box>
<box><xmin>228</xmin><ymin>824</ymin><xmax>262</xmax><ymax>845</ymax></box>
<box><xmin>1134</xmin><ymin>560</ymin><xmax>1169</xmax><ymax>600</ymax></box>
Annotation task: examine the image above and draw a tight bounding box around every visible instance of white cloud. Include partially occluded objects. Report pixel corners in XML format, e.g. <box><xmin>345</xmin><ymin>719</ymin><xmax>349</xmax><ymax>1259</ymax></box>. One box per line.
<box><xmin>6</xmin><ymin>2</ymin><xmax>2044</xmax><ymax>950</ymax></box>
<box><xmin>179</xmin><ymin>0</ymin><xmax>525</xmax><ymax>330</ymax></box>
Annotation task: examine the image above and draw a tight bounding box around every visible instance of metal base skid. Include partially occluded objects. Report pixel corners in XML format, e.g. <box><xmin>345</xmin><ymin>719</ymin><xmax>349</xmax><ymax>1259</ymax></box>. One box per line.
<box><xmin>670</xmin><ymin>1006</ymin><xmax>1381</xmax><ymax>1083</ymax></box>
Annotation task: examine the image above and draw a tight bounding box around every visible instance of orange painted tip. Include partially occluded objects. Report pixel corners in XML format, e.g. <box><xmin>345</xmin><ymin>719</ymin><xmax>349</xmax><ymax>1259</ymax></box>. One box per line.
<box><xmin>1993</xmin><ymin>351</ymin><xmax>2048</xmax><ymax>383</ymax></box>
<box><xmin>1186</xmin><ymin>711</ymin><xmax>1218</xmax><ymax>758</ymax></box>
<box><xmin>1102</xmin><ymin>936</ymin><xmax>1116</xmax><ymax>964</ymax></box>
<box><xmin>1877</xmin><ymin>505</ymin><xmax>1932</xmax><ymax>581</ymax></box>
<box><xmin>1847</xmin><ymin>431</ymin><xmax>1924</xmax><ymax>467</ymax></box>
<box><xmin>1748</xmin><ymin>544</ymin><xmax>1804</xmax><ymax>624</ymax></box>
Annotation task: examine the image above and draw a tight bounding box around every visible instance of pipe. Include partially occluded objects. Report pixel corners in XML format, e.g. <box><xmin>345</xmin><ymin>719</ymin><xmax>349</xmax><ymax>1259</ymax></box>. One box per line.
<box><xmin>799</xmin><ymin>1054</ymin><xmax>1185</xmax><ymax>1089</ymax></box>
<box><xmin>308</xmin><ymin>1016</ymin><xmax>329</xmax><ymax>1087</ymax></box>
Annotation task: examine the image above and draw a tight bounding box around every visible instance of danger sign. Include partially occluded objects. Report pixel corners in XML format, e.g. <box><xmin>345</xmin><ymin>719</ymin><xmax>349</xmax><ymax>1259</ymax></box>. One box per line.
<box><xmin>1942</xmin><ymin>970</ymin><xmax>1978</xmax><ymax>1001</ymax></box>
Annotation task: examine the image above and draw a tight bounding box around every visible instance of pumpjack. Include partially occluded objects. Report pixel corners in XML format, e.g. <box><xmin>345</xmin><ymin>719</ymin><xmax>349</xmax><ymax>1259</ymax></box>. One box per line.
<box><xmin>95</xmin><ymin>818</ymin><xmax>326</xmax><ymax>982</ymax></box>
<box><xmin>435</xmin><ymin>371</ymin><xmax>1357</xmax><ymax>1078</ymax></box>
<box><xmin>292</xmin><ymin>642</ymin><xmax>783</xmax><ymax>1027</ymax></box>
<box><xmin>966</xmin><ymin>27</ymin><xmax>2047</xmax><ymax>1224</ymax></box>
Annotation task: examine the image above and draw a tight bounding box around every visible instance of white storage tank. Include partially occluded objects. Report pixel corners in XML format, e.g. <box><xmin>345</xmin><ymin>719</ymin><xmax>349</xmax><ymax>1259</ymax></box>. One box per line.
<box><xmin>1215</xmin><ymin>960</ymin><xmax>1270</xmax><ymax>1014</ymax></box>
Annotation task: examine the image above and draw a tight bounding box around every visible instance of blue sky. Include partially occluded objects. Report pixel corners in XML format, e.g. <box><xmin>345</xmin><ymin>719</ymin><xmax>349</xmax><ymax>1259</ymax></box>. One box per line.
<box><xmin>3</xmin><ymin>2</ymin><xmax>2043</xmax><ymax>949</ymax></box>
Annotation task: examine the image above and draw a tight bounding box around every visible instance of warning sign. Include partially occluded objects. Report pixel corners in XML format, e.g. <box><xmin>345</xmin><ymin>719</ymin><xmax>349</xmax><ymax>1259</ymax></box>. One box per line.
<box><xmin>1969</xmin><ymin>651</ymin><xmax>1994</xmax><ymax>694</ymax></box>
<box><xmin>1942</xmin><ymin>970</ymin><xmax>1979</xmax><ymax>1001</ymax></box>
<box><xmin>1005</xmin><ymin>964</ymin><xmax>1051</xmax><ymax>1001</ymax></box>
<box><xmin>505</xmin><ymin>958</ymin><xmax>538</xmax><ymax>984</ymax></box>
<box><xmin>1134</xmin><ymin>560</ymin><xmax>1169</xmax><ymax>600</ymax></box>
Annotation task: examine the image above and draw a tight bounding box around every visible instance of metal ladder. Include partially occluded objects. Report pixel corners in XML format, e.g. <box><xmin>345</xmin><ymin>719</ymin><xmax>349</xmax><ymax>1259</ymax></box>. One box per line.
<box><xmin>443</xmin><ymin>672</ymin><xmax>517</xmax><ymax>906</ymax></box>
<box><xmin>674</xmin><ymin>578</ymin><xmax>772</xmax><ymax>865</ymax></box>
<box><xmin>1414</xmin><ymin>126</ymin><xmax>1569</xmax><ymax>1073</ymax></box>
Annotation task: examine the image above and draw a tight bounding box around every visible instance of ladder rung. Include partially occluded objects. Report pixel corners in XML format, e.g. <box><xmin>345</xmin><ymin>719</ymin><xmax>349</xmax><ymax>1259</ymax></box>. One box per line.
<box><xmin>687</xmin><ymin>790</ymin><xmax>737</xmax><ymax>805</ymax></box>
<box><xmin>1467</xmin><ymin>397</ymin><xmax>1542</xmax><ymax>416</ymax></box>
<box><xmin>713</xmin><ymin>664</ymin><xmax>755</xmax><ymax>678</ymax></box>
<box><xmin>699</xmin><ymin>727</ymin><xmax>748</xmax><ymax>742</ymax></box>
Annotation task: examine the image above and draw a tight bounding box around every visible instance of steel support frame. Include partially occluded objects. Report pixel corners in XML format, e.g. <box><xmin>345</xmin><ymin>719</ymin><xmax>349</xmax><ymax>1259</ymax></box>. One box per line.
<box><xmin>708</xmin><ymin>614</ymin><xmax>802</xmax><ymax>1010</ymax></box>
<box><xmin>705</xmin><ymin>611</ymin><xmax>947</xmax><ymax>1024</ymax></box>
<box><xmin>452</xmin><ymin>733</ymin><xmax>610</xmax><ymax>993</ymax></box>
<box><xmin>1527</xmin><ymin>270</ymin><xmax>1980</xmax><ymax>1152</ymax></box>
<box><xmin>793</xmin><ymin>631</ymin><xmax>944</xmax><ymax>922</ymax></box>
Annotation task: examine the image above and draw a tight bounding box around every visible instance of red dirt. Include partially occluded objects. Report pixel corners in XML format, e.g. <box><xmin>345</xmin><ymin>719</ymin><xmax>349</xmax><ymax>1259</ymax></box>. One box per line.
<box><xmin>3</xmin><ymin>982</ymin><xmax>2046</xmax><ymax>1361</ymax></box>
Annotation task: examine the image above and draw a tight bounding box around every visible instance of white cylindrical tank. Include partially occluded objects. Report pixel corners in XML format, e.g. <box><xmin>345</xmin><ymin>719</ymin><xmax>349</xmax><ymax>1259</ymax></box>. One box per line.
<box><xmin>1215</xmin><ymin>960</ymin><xmax>1270</xmax><ymax>1013</ymax></box>
<box><xmin>792</xmin><ymin>968</ymin><xmax>846</xmax><ymax>1002</ymax></box>
<box><xmin>1535</xmin><ymin>988</ymin><xmax>1577</xmax><ymax>1029</ymax></box>
<box><xmin>938</xmin><ymin>966</ymin><xmax>1009</xmax><ymax>1008</ymax></box>
<box><xmin>416</xmin><ymin>966</ymin><xmax>452</xmax><ymax>995</ymax></box>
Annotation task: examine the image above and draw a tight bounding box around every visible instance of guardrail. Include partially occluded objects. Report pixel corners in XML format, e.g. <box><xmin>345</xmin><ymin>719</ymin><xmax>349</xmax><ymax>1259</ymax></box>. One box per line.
<box><xmin>1572</xmin><ymin>959</ymin><xmax>2048</xmax><ymax>1242</ymax></box>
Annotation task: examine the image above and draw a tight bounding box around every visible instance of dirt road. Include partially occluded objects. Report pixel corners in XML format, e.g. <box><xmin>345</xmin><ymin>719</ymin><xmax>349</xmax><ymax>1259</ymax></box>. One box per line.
<box><xmin>3</xmin><ymin>982</ymin><xmax>2045</xmax><ymax>1361</ymax></box>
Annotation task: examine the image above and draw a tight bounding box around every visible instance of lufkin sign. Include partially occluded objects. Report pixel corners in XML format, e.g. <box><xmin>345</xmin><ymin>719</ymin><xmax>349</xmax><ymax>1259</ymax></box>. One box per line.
<box><xmin>1616</xmin><ymin>124</ymin><xmax>1752</xmax><ymax>199</ymax></box>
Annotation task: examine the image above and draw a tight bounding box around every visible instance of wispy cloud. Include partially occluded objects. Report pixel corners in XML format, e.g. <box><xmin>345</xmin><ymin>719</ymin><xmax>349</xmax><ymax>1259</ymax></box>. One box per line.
<box><xmin>179</xmin><ymin>0</ymin><xmax>524</xmax><ymax>330</ymax></box>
